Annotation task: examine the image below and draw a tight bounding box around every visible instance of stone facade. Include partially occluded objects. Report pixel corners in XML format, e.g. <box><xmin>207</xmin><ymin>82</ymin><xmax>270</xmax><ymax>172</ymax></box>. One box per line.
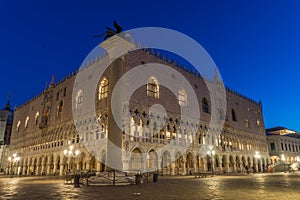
<box><xmin>9</xmin><ymin>36</ymin><xmax>269</xmax><ymax>176</ymax></box>
<box><xmin>267</xmin><ymin>127</ymin><xmax>300</xmax><ymax>165</ymax></box>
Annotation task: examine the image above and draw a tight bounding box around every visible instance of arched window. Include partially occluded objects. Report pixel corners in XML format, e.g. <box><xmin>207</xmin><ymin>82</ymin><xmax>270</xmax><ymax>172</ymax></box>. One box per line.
<box><xmin>35</xmin><ymin>112</ymin><xmax>39</xmax><ymax>125</ymax></box>
<box><xmin>76</xmin><ymin>90</ymin><xmax>83</xmax><ymax>108</ymax></box>
<box><xmin>256</xmin><ymin>119</ymin><xmax>261</xmax><ymax>127</ymax></box>
<box><xmin>16</xmin><ymin>120</ymin><xmax>21</xmax><ymax>132</ymax></box>
<box><xmin>98</xmin><ymin>77</ymin><xmax>109</xmax><ymax>100</ymax></box>
<box><xmin>25</xmin><ymin>116</ymin><xmax>29</xmax><ymax>128</ymax></box>
<box><xmin>202</xmin><ymin>97</ymin><xmax>209</xmax><ymax>113</ymax></box>
<box><xmin>245</xmin><ymin>118</ymin><xmax>250</xmax><ymax>128</ymax></box>
<box><xmin>231</xmin><ymin>109</ymin><xmax>237</xmax><ymax>121</ymax></box>
<box><xmin>147</xmin><ymin>77</ymin><xmax>159</xmax><ymax>98</ymax></box>
<box><xmin>178</xmin><ymin>89</ymin><xmax>187</xmax><ymax>106</ymax></box>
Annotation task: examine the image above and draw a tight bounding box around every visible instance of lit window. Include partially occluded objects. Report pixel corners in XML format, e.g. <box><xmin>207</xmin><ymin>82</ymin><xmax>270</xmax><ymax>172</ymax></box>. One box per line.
<box><xmin>98</xmin><ymin>77</ymin><xmax>109</xmax><ymax>100</ymax></box>
<box><xmin>245</xmin><ymin>118</ymin><xmax>250</xmax><ymax>128</ymax></box>
<box><xmin>178</xmin><ymin>89</ymin><xmax>187</xmax><ymax>106</ymax></box>
<box><xmin>35</xmin><ymin>112</ymin><xmax>39</xmax><ymax>125</ymax></box>
<box><xmin>231</xmin><ymin>109</ymin><xmax>237</xmax><ymax>121</ymax></box>
<box><xmin>16</xmin><ymin>120</ymin><xmax>21</xmax><ymax>132</ymax></box>
<box><xmin>202</xmin><ymin>98</ymin><xmax>209</xmax><ymax>113</ymax></box>
<box><xmin>270</xmin><ymin>143</ymin><xmax>275</xmax><ymax>151</ymax></box>
<box><xmin>25</xmin><ymin>116</ymin><xmax>29</xmax><ymax>128</ymax></box>
<box><xmin>76</xmin><ymin>90</ymin><xmax>83</xmax><ymax>108</ymax></box>
<box><xmin>256</xmin><ymin>119</ymin><xmax>260</xmax><ymax>127</ymax></box>
<box><xmin>147</xmin><ymin>77</ymin><xmax>159</xmax><ymax>98</ymax></box>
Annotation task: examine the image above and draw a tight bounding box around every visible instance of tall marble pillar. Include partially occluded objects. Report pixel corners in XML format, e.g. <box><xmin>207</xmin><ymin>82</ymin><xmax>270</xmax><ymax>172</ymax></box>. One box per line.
<box><xmin>101</xmin><ymin>35</ymin><xmax>135</xmax><ymax>171</ymax></box>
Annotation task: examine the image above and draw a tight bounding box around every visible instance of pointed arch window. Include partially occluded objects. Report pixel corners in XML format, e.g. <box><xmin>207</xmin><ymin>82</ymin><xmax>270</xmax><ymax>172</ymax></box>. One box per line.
<box><xmin>98</xmin><ymin>77</ymin><xmax>109</xmax><ymax>100</ymax></box>
<box><xmin>178</xmin><ymin>89</ymin><xmax>187</xmax><ymax>106</ymax></box>
<box><xmin>16</xmin><ymin>120</ymin><xmax>21</xmax><ymax>132</ymax></box>
<box><xmin>202</xmin><ymin>97</ymin><xmax>209</xmax><ymax>113</ymax></box>
<box><xmin>35</xmin><ymin>112</ymin><xmax>39</xmax><ymax>125</ymax></box>
<box><xmin>25</xmin><ymin>116</ymin><xmax>29</xmax><ymax>128</ymax></box>
<box><xmin>256</xmin><ymin>119</ymin><xmax>261</xmax><ymax>127</ymax></box>
<box><xmin>147</xmin><ymin>77</ymin><xmax>159</xmax><ymax>98</ymax></box>
<box><xmin>245</xmin><ymin>118</ymin><xmax>250</xmax><ymax>128</ymax></box>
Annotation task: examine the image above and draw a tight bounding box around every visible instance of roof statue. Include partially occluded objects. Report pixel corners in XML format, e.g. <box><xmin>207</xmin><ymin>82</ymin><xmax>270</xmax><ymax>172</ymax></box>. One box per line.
<box><xmin>94</xmin><ymin>20</ymin><xmax>123</xmax><ymax>40</ymax></box>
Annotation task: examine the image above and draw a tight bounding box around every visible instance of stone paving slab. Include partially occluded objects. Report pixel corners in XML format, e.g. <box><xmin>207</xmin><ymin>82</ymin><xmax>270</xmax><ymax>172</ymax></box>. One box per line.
<box><xmin>0</xmin><ymin>173</ymin><xmax>300</xmax><ymax>199</ymax></box>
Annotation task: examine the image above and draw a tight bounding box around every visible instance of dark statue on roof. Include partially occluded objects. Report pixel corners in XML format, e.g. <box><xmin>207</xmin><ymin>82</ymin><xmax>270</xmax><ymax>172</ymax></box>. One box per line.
<box><xmin>94</xmin><ymin>21</ymin><xmax>123</xmax><ymax>40</ymax></box>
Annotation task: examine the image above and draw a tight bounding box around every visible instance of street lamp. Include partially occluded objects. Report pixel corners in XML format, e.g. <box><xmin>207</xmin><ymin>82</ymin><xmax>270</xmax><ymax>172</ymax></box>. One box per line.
<box><xmin>254</xmin><ymin>151</ymin><xmax>261</xmax><ymax>172</ymax></box>
<box><xmin>207</xmin><ymin>148</ymin><xmax>215</xmax><ymax>176</ymax></box>
<box><xmin>63</xmin><ymin>145</ymin><xmax>80</xmax><ymax>173</ymax></box>
<box><xmin>8</xmin><ymin>153</ymin><xmax>20</xmax><ymax>176</ymax></box>
<box><xmin>281</xmin><ymin>154</ymin><xmax>286</xmax><ymax>173</ymax></box>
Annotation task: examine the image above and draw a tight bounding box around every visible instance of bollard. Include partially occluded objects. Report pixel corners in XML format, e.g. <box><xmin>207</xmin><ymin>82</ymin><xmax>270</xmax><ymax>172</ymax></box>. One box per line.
<box><xmin>135</xmin><ymin>174</ymin><xmax>142</xmax><ymax>185</ymax></box>
<box><xmin>74</xmin><ymin>174</ymin><xmax>81</xmax><ymax>188</ymax></box>
<box><xmin>153</xmin><ymin>173</ymin><xmax>159</xmax><ymax>182</ymax></box>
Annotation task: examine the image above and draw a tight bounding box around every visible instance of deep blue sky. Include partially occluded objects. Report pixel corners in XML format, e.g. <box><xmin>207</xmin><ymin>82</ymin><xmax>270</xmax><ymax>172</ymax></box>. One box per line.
<box><xmin>0</xmin><ymin>0</ymin><xmax>299</xmax><ymax>131</ymax></box>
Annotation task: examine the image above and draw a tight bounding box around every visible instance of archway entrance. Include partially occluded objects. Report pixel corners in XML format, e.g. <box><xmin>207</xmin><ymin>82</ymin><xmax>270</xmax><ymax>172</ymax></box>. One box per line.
<box><xmin>147</xmin><ymin>149</ymin><xmax>158</xmax><ymax>172</ymax></box>
<box><xmin>175</xmin><ymin>152</ymin><xmax>184</xmax><ymax>175</ymax></box>
<box><xmin>130</xmin><ymin>148</ymin><xmax>143</xmax><ymax>172</ymax></box>
<box><xmin>186</xmin><ymin>152</ymin><xmax>194</xmax><ymax>175</ymax></box>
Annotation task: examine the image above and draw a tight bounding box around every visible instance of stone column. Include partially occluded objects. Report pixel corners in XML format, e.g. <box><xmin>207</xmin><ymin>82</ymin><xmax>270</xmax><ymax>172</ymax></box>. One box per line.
<box><xmin>76</xmin><ymin>160</ymin><xmax>81</xmax><ymax>170</ymax></box>
<box><xmin>225</xmin><ymin>156</ymin><xmax>230</xmax><ymax>173</ymax></box>
<box><xmin>203</xmin><ymin>158</ymin><xmax>207</xmax><ymax>172</ymax></box>
<box><xmin>142</xmin><ymin>154</ymin><xmax>147</xmax><ymax>173</ymax></box>
<box><xmin>36</xmin><ymin>165</ymin><xmax>40</xmax><ymax>175</ymax></box>
<box><xmin>183</xmin><ymin>158</ymin><xmax>187</xmax><ymax>175</ymax></box>
<box><xmin>157</xmin><ymin>158</ymin><xmax>162</xmax><ymax>173</ymax></box>
<box><xmin>46</xmin><ymin>164</ymin><xmax>51</xmax><ymax>175</ymax></box>
<box><xmin>233</xmin><ymin>161</ymin><xmax>237</xmax><ymax>173</ymax></box>
<box><xmin>96</xmin><ymin>161</ymin><xmax>101</xmax><ymax>174</ymax></box>
<box><xmin>86</xmin><ymin>161</ymin><xmax>90</xmax><ymax>171</ymax></box>
<box><xmin>41</xmin><ymin>164</ymin><xmax>45</xmax><ymax>175</ymax></box>
<box><xmin>192</xmin><ymin>158</ymin><xmax>197</xmax><ymax>174</ymax></box>
<box><xmin>171</xmin><ymin>162</ymin><xmax>176</xmax><ymax>175</ymax></box>
<box><xmin>59</xmin><ymin>164</ymin><xmax>64</xmax><ymax>176</ymax></box>
<box><xmin>26</xmin><ymin>165</ymin><xmax>30</xmax><ymax>175</ymax></box>
<box><xmin>219</xmin><ymin>157</ymin><xmax>223</xmax><ymax>173</ymax></box>
<box><xmin>101</xmin><ymin>36</ymin><xmax>135</xmax><ymax>172</ymax></box>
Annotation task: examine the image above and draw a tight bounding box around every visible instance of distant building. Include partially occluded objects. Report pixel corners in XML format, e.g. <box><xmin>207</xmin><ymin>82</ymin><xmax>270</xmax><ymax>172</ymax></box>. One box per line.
<box><xmin>0</xmin><ymin>98</ymin><xmax>14</xmax><ymax>172</ymax></box>
<box><xmin>267</xmin><ymin>126</ymin><xmax>300</xmax><ymax>166</ymax></box>
<box><xmin>9</xmin><ymin>35</ymin><xmax>269</xmax><ymax>176</ymax></box>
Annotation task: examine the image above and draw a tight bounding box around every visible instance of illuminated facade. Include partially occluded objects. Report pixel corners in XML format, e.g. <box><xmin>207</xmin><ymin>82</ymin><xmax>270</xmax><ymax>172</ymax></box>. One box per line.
<box><xmin>9</xmin><ymin>36</ymin><xmax>269</xmax><ymax>176</ymax></box>
<box><xmin>267</xmin><ymin>126</ymin><xmax>300</xmax><ymax>165</ymax></box>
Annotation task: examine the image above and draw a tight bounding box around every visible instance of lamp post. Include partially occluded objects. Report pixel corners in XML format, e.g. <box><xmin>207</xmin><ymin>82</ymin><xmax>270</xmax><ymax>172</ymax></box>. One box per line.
<box><xmin>63</xmin><ymin>145</ymin><xmax>80</xmax><ymax>173</ymax></box>
<box><xmin>281</xmin><ymin>154</ymin><xmax>286</xmax><ymax>173</ymax></box>
<box><xmin>207</xmin><ymin>148</ymin><xmax>215</xmax><ymax>176</ymax></box>
<box><xmin>8</xmin><ymin>153</ymin><xmax>20</xmax><ymax>176</ymax></box>
<box><xmin>254</xmin><ymin>151</ymin><xmax>261</xmax><ymax>173</ymax></box>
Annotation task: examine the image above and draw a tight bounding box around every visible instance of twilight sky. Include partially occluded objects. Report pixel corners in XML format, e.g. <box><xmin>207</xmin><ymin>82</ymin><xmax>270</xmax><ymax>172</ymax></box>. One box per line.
<box><xmin>0</xmin><ymin>0</ymin><xmax>299</xmax><ymax>131</ymax></box>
